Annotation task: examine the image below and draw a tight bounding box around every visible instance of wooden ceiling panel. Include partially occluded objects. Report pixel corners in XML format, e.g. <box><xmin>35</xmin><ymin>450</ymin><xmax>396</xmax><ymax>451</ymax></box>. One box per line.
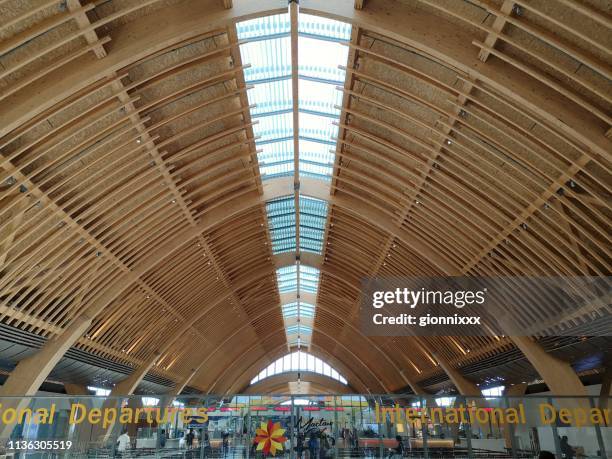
<box><xmin>0</xmin><ymin>0</ymin><xmax>609</xmax><ymax>396</ymax></box>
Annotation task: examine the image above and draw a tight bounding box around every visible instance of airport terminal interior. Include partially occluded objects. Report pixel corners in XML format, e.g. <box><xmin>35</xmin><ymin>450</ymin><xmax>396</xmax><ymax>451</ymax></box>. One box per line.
<box><xmin>0</xmin><ymin>0</ymin><xmax>610</xmax><ymax>457</ymax></box>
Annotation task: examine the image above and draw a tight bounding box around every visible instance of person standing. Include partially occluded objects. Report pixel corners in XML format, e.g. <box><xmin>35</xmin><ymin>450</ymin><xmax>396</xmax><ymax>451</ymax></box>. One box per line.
<box><xmin>116</xmin><ymin>431</ymin><xmax>130</xmax><ymax>457</ymax></box>
<box><xmin>560</xmin><ymin>436</ymin><xmax>575</xmax><ymax>459</ymax></box>
<box><xmin>222</xmin><ymin>431</ymin><xmax>230</xmax><ymax>457</ymax></box>
<box><xmin>186</xmin><ymin>429</ymin><xmax>195</xmax><ymax>449</ymax></box>
<box><xmin>296</xmin><ymin>433</ymin><xmax>305</xmax><ymax>459</ymax></box>
<box><xmin>308</xmin><ymin>433</ymin><xmax>320</xmax><ymax>459</ymax></box>
<box><xmin>389</xmin><ymin>435</ymin><xmax>404</xmax><ymax>458</ymax></box>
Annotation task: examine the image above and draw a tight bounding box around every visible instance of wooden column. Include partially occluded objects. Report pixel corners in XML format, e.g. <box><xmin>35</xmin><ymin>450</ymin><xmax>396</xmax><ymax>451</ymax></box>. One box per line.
<box><xmin>432</xmin><ymin>353</ymin><xmax>481</xmax><ymax>396</ymax></box>
<box><xmin>512</xmin><ymin>335</ymin><xmax>586</xmax><ymax>396</ymax></box>
<box><xmin>0</xmin><ymin>314</ymin><xmax>92</xmax><ymax>440</ymax></box>
<box><xmin>599</xmin><ymin>367</ymin><xmax>611</xmax><ymax>414</ymax></box>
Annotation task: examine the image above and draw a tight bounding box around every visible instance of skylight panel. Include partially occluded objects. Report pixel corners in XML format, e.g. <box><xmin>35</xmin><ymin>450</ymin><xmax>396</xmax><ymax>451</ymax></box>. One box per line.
<box><xmin>241</xmin><ymin>37</ymin><xmax>291</xmax><ymax>83</ymax></box>
<box><xmin>277</xmin><ymin>265</ymin><xmax>298</xmax><ymax>293</ymax></box>
<box><xmin>250</xmin><ymin>351</ymin><xmax>347</xmax><ymax>385</ymax></box>
<box><xmin>275</xmin><ymin>265</ymin><xmax>320</xmax><ymax>295</ymax></box>
<box><xmin>299</xmin><ymin>196</ymin><xmax>327</xmax><ymax>253</ymax></box>
<box><xmin>238</xmin><ymin>11</ymin><xmax>351</xmax><ymax>351</ymax></box>
<box><xmin>298</xmin><ymin>14</ymin><xmax>352</xmax><ymax>41</ymax></box>
<box><xmin>266</xmin><ymin>196</ymin><xmax>327</xmax><ymax>254</ymax></box>
<box><xmin>258</xmin><ymin>140</ymin><xmax>293</xmax><ymax>179</ymax></box>
<box><xmin>287</xmin><ymin>324</ymin><xmax>312</xmax><ymax>335</ymax></box>
<box><xmin>267</xmin><ymin>197</ymin><xmax>296</xmax><ymax>253</ymax></box>
<box><xmin>300</xmin><ymin>265</ymin><xmax>320</xmax><ymax>293</ymax></box>
<box><xmin>248</xmin><ymin>80</ymin><xmax>292</xmax><ymax>116</ymax></box>
<box><xmin>300</xmin><ymin>139</ymin><xmax>334</xmax><ymax>180</ymax></box>
<box><xmin>300</xmin><ymin>162</ymin><xmax>333</xmax><ymax>180</ymax></box>
<box><xmin>236</xmin><ymin>13</ymin><xmax>290</xmax><ymax>39</ymax></box>
<box><xmin>299</xmin><ymin>36</ymin><xmax>349</xmax><ymax>83</ymax></box>
<box><xmin>299</xmin><ymin>79</ymin><xmax>343</xmax><ymax>116</ymax></box>
<box><xmin>282</xmin><ymin>302</ymin><xmax>315</xmax><ymax>318</ymax></box>
<box><xmin>253</xmin><ymin>111</ymin><xmax>293</xmax><ymax>142</ymax></box>
<box><xmin>238</xmin><ymin>12</ymin><xmax>350</xmax><ymax>182</ymax></box>
<box><xmin>299</xmin><ymin>111</ymin><xmax>338</xmax><ymax>143</ymax></box>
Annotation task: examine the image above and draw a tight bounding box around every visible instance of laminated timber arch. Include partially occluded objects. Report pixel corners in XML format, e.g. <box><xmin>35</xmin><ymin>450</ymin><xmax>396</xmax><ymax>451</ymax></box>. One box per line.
<box><xmin>0</xmin><ymin>0</ymin><xmax>609</xmax><ymax>406</ymax></box>
<box><xmin>219</xmin><ymin>344</ymin><xmax>365</xmax><ymax>395</ymax></box>
<box><xmin>212</xmin><ymin>338</ymin><xmax>371</xmax><ymax>395</ymax></box>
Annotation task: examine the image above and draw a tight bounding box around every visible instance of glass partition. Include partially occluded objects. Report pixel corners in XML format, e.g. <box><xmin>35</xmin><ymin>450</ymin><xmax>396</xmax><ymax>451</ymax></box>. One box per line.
<box><xmin>0</xmin><ymin>394</ymin><xmax>609</xmax><ymax>458</ymax></box>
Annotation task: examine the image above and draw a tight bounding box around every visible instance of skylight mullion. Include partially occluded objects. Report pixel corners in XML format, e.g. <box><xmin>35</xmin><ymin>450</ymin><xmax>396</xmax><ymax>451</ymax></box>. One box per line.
<box><xmin>255</xmin><ymin>108</ymin><xmax>339</xmax><ymax>119</ymax></box>
<box><xmin>256</xmin><ymin>136</ymin><xmax>294</xmax><ymax>146</ymax></box>
<box><xmin>299</xmin><ymin>74</ymin><xmax>345</xmax><ymax>86</ymax></box>
<box><xmin>299</xmin><ymin>136</ymin><xmax>336</xmax><ymax>145</ymax></box>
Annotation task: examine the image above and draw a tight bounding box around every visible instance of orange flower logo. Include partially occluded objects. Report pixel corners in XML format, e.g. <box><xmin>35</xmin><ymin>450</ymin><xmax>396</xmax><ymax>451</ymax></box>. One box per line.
<box><xmin>254</xmin><ymin>420</ymin><xmax>288</xmax><ymax>456</ymax></box>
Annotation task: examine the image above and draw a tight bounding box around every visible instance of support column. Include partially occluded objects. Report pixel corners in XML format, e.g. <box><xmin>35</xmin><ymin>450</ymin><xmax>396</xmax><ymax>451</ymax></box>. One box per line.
<box><xmin>511</xmin><ymin>336</ymin><xmax>586</xmax><ymax>396</ymax></box>
<box><xmin>599</xmin><ymin>367</ymin><xmax>611</xmax><ymax>414</ymax></box>
<box><xmin>64</xmin><ymin>383</ymin><xmax>90</xmax><ymax>396</ymax></box>
<box><xmin>502</xmin><ymin>383</ymin><xmax>527</xmax><ymax>449</ymax></box>
<box><xmin>64</xmin><ymin>383</ymin><xmax>95</xmax><ymax>449</ymax></box>
<box><xmin>432</xmin><ymin>353</ymin><xmax>492</xmax><ymax>439</ymax></box>
<box><xmin>0</xmin><ymin>314</ymin><xmax>93</xmax><ymax>440</ymax></box>
<box><xmin>111</xmin><ymin>354</ymin><xmax>160</xmax><ymax>397</ymax></box>
<box><xmin>432</xmin><ymin>353</ymin><xmax>481</xmax><ymax>396</ymax></box>
<box><xmin>98</xmin><ymin>352</ymin><xmax>161</xmax><ymax>442</ymax></box>
<box><xmin>0</xmin><ymin>315</ymin><xmax>92</xmax><ymax>397</ymax></box>
<box><xmin>167</xmin><ymin>369</ymin><xmax>198</xmax><ymax>399</ymax></box>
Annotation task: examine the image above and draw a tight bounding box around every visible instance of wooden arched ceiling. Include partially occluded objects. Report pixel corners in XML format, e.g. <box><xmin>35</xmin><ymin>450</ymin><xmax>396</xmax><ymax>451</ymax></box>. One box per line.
<box><xmin>0</xmin><ymin>0</ymin><xmax>609</xmax><ymax>397</ymax></box>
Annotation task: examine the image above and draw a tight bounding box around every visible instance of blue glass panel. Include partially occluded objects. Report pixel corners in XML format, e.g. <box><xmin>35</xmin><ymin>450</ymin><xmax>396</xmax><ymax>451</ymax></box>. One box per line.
<box><xmin>258</xmin><ymin>139</ymin><xmax>293</xmax><ymax>180</ymax></box>
<box><xmin>267</xmin><ymin>197</ymin><xmax>296</xmax><ymax>253</ymax></box>
<box><xmin>241</xmin><ymin>36</ymin><xmax>291</xmax><ymax>82</ymax></box>
<box><xmin>282</xmin><ymin>302</ymin><xmax>315</xmax><ymax>318</ymax></box>
<box><xmin>277</xmin><ymin>265</ymin><xmax>298</xmax><ymax>293</ymax></box>
<box><xmin>253</xmin><ymin>111</ymin><xmax>293</xmax><ymax>142</ymax></box>
<box><xmin>248</xmin><ymin>79</ymin><xmax>292</xmax><ymax>116</ymax></box>
<box><xmin>236</xmin><ymin>13</ymin><xmax>291</xmax><ymax>39</ymax></box>
<box><xmin>298</xmin><ymin>13</ymin><xmax>352</xmax><ymax>41</ymax></box>
<box><xmin>275</xmin><ymin>265</ymin><xmax>320</xmax><ymax>294</ymax></box>
<box><xmin>287</xmin><ymin>325</ymin><xmax>312</xmax><ymax>335</ymax></box>
<box><xmin>299</xmin><ymin>265</ymin><xmax>320</xmax><ymax>293</ymax></box>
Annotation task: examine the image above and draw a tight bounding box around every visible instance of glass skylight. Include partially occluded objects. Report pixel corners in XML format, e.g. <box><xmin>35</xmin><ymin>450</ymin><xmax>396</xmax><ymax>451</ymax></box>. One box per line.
<box><xmin>238</xmin><ymin>11</ymin><xmax>350</xmax><ymax>352</ymax></box>
<box><xmin>298</xmin><ymin>265</ymin><xmax>320</xmax><ymax>293</ymax></box>
<box><xmin>250</xmin><ymin>350</ymin><xmax>348</xmax><ymax>385</ymax></box>
<box><xmin>298</xmin><ymin>14</ymin><xmax>352</xmax><ymax>41</ymax></box>
<box><xmin>482</xmin><ymin>385</ymin><xmax>505</xmax><ymax>399</ymax></box>
<box><xmin>276</xmin><ymin>265</ymin><xmax>320</xmax><ymax>294</ymax></box>
<box><xmin>237</xmin><ymin>12</ymin><xmax>350</xmax><ymax>180</ymax></box>
<box><xmin>286</xmin><ymin>324</ymin><xmax>312</xmax><ymax>335</ymax></box>
<box><xmin>283</xmin><ymin>302</ymin><xmax>315</xmax><ymax>318</ymax></box>
<box><xmin>266</xmin><ymin>196</ymin><xmax>328</xmax><ymax>254</ymax></box>
<box><xmin>282</xmin><ymin>302</ymin><xmax>315</xmax><ymax>347</ymax></box>
<box><xmin>87</xmin><ymin>386</ymin><xmax>110</xmax><ymax>396</ymax></box>
<box><xmin>276</xmin><ymin>264</ymin><xmax>320</xmax><ymax>348</ymax></box>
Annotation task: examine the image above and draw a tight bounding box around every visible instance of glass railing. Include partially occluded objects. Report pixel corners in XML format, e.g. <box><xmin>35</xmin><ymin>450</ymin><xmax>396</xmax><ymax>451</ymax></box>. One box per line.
<box><xmin>0</xmin><ymin>394</ymin><xmax>609</xmax><ymax>458</ymax></box>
